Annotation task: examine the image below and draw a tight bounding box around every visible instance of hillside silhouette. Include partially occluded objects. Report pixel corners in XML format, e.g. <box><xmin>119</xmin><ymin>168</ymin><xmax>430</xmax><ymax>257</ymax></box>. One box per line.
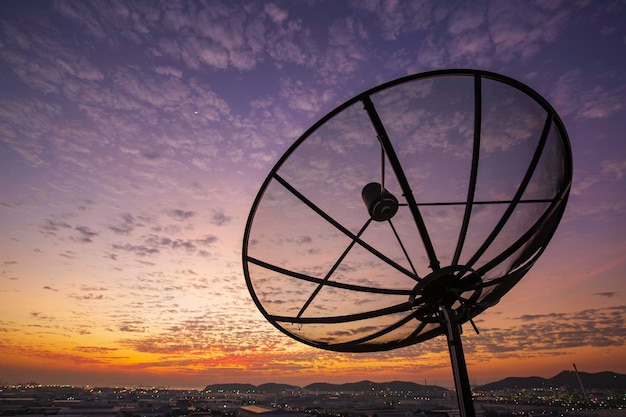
<box><xmin>203</xmin><ymin>371</ymin><xmax>626</xmax><ymax>393</ymax></box>
<box><xmin>477</xmin><ymin>371</ymin><xmax>626</xmax><ymax>390</ymax></box>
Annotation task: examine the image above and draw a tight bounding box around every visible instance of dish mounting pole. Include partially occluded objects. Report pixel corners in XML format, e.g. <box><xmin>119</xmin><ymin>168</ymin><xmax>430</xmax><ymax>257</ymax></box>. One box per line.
<box><xmin>441</xmin><ymin>307</ymin><xmax>476</xmax><ymax>417</ymax></box>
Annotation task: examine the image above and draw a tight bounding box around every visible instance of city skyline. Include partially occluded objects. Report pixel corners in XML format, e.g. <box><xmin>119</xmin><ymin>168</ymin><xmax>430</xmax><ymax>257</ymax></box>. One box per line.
<box><xmin>1</xmin><ymin>1</ymin><xmax>625</xmax><ymax>389</ymax></box>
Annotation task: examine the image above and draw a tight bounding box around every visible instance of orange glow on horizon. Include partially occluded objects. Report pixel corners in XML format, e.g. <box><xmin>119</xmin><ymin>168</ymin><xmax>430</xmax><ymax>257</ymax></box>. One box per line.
<box><xmin>1</xmin><ymin>335</ymin><xmax>624</xmax><ymax>388</ymax></box>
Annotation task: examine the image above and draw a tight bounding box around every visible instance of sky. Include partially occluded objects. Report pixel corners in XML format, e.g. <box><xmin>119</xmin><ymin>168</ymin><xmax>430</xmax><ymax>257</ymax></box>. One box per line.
<box><xmin>0</xmin><ymin>0</ymin><xmax>625</xmax><ymax>390</ymax></box>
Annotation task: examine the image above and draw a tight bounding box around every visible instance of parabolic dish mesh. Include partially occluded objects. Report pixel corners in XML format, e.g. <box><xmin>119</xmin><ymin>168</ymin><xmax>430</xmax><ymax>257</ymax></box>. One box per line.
<box><xmin>243</xmin><ymin>69</ymin><xmax>572</xmax><ymax>352</ymax></box>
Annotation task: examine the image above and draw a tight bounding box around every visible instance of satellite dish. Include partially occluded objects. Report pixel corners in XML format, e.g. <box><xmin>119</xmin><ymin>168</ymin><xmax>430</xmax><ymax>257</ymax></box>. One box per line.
<box><xmin>242</xmin><ymin>69</ymin><xmax>572</xmax><ymax>417</ymax></box>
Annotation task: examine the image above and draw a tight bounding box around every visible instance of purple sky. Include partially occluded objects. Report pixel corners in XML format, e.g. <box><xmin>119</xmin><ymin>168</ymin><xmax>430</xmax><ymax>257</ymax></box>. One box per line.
<box><xmin>0</xmin><ymin>0</ymin><xmax>624</xmax><ymax>388</ymax></box>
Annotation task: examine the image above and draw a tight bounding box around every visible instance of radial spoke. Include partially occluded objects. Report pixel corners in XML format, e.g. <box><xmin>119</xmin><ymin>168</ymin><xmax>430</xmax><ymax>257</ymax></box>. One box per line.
<box><xmin>362</xmin><ymin>95</ymin><xmax>441</xmax><ymax>271</ymax></box>
<box><xmin>297</xmin><ymin>219</ymin><xmax>372</xmax><ymax>318</ymax></box>
<box><xmin>465</xmin><ymin>112</ymin><xmax>554</xmax><ymax>269</ymax></box>
<box><xmin>247</xmin><ymin>256</ymin><xmax>413</xmax><ymax>295</ymax></box>
<box><xmin>453</xmin><ymin>74</ymin><xmax>482</xmax><ymax>266</ymax></box>
<box><xmin>331</xmin><ymin>309</ymin><xmax>419</xmax><ymax>347</ymax></box>
<box><xmin>388</xmin><ymin>219</ymin><xmax>420</xmax><ymax>281</ymax></box>
<box><xmin>406</xmin><ymin>320</ymin><xmax>429</xmax><ymax>340</ymax></box>
<box><xmin>270</xmin><ymin>301</ymin><xmax>413</xmax><ymax>324</ymax></box>
<box><xmin>475</xmin><ymin>188</ymin><xmax>570</xmax><ymax>277</ymax></box>
<box><xmin>274</xmin><ymin>173</ymin><xmax>418</xmax><ymax>280</ymax></box>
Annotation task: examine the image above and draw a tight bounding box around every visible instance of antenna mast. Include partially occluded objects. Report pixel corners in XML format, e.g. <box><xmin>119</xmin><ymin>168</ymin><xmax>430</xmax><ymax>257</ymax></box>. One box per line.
<box><xmin>573</xmin><ymin>363</ymin><xmax>589</xmax><ymax>402</ymax></box>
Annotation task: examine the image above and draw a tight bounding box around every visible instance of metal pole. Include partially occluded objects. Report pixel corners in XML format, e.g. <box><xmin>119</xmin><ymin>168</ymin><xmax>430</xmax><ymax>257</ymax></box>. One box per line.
<box><xmin>441</xmin><ymin>307</ymin><xmax>476</xmax><ymax>417</ymax></box>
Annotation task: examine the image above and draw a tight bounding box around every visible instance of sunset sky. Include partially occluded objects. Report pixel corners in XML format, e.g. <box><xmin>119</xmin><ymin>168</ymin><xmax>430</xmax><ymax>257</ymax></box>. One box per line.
<box><xmin>1</xmin><ymin>0</ymin><xmax>625</xmax><ymax>389</ymax></box>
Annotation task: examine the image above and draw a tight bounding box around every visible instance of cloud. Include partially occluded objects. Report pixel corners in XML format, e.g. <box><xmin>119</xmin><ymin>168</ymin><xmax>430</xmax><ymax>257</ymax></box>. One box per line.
<box><xmin>59</xmin><ymin>251</ymin><xmax>77</xmax><ymax>259</ymax></box>
<box><xmin>167</xmin><ymin>209</ymin><xmax>195</xmax><ymax>221</ymax></box>
<box><xmin>0</xmin><ymin>16</ymin><xmax>104</xmax><ymax>93</ymax></box>
<box><xmin>279</xmin><ymin>78</ymin><xmax>336</xmax><ymax>113</ymax></box>
<box><xmin>40</xmin><ymin>220</ymin><xmax>100</xmax><ymax>243</ymax></box>
<box><xmin>578</xmin><ymin>86</ymin><xmax>625</xmax><ymax>119</ymax></box>
<box><xmin>487</xmin><ymin>2</ymin><xmax>572</xmax><ymax>62</ymax></box>
<box><xmin>108</xmin><ymin>213</ymin><xmax>139</xmax><ymax>235</ymax></box>
<box><xmin>211</xmin><ymin>211</ymin><xmax>232</xmax><ymax>226</ymax></box>
<box><xmin>144</xmin><ymin>235</ymin><xmax>197</xmax><ymax>251</ymax></box>
<box><xmin>551</xmin><ymin>70</ymin><xmax>625</xmax><ymax>120</ymax></box>
<box><xmin>264</xmin><ymin>3</ymin><xmax>288</xmax><ymax>25</ymax></box>
<box><xmin>53</xmin><ymin>1</ymin><xmax>108</xmax><ymax>41</ymax></box>
<box><xmin>0</xmin><ymin>98</ymin><xmax>61</xmax><ymax>167</ymax></box>
<box><xmin>297</xmin><ymin>235</ymin><xmax>313</xmax><ymax>245</ymax></box>
<box><xmin>594</xmin><ymin>292</ymin><xmax>620</xmax><ymax>298</ymax></box>
<box><xmin>154</xmin><ymin>66</ymin><xmax>183</xmax><ymax>78</ymax></box>
<box><xmin>473</xmin><ymin>306</ymin><xmax>626</xmax><ymax>355</ymax></box>
<box><xmin>197</xmin><ymin>235</ymin><xmax>218</xmax><ymax>246</ymax></box>
<box><xmin>111</xmin><ymin>232</ymin><xmax>218</xmax><ymax>260</ymax></box>
<box><xmin>601</xmin><ymin>160</ymin><xmax>626</xmax><ymax>180</ymax></box>
<box><xmin>80</xmin><ymin>285</ymin><xmax>108</xmax><ymax>292</ymax></box>
<box><xmin>448</xmin><ymin>4</ymin><xmax>486</xmax><ymax>35</ymax></box>
<box><xmin>112</xmin><ymin>243</ymin><xmax>160</xmax><ymax>257</ymax></box>
<box><xmin>69</xmin><ymin>293</ymin><xmax>105</xmax><ymax>301</ymax></box>
<box><xmin>350</xmin><ymin>0</ymin><xmax>435</xmax><ymax>41</ymax></box>
<box><xmin>119</xmin><ymin>322</ymin><xmax>146</xmax><ymax>333</ymax></box>
<box><xmin>30</xmin><ymin>312</ymin><xmax>54</xmax><ymax>320</ymax></box>
<box><xmin>120</xmin><ymin>312</ymin><xmax>278</xmax><ymax>356</ymax></box>
<box><xmin>0</xmin><ymin>0</ymin><xmax>337</xmax><ymax>184</ymax></box>
<box><xmin>2</xmin><ymin>2</ymin><xmax>245</xmax><ymax>180</ymax></box>
<box><xmin>73</xmin><ymin>225</ymin><xmax>98</xmax><ymax>243</ymax></box>
<box><xmin>411</xmin><ymin>1</ymin><xmax>582</xmax><ymax>70</ymax></box>
<box><xmin>54</xmin><ymin>1</ymin><xmax>270</xmax><ymax>72</ymax></box>
<box><xmin>74</xmin><ymin>346</ymin><xmax>119</xmax><ymax>354</ymax></box>
<box><xmin>319</xmin><ymin>17</ymin><xmax>369</xmax><ymax>79</ymax></box>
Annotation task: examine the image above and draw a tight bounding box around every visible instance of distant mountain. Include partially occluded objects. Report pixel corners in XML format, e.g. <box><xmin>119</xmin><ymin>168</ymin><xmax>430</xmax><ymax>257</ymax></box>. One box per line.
<box><xmin>477</xmin><ymin>376</ymin><xmax>547</xmax><ymax>390</ymax></box>
<box><xmin>203</xmin><ymin>383</ymin><xmax>299</xmax><ymax>393</ymax></box>
<box><xmin>304</xmin><ymin>380</ymin><xmax>449</xmax><ymax>393</ymax></box>
<box><xmin>202</xmin><ymin>371</ymin><xmax>625</xmax><ymax>393</ymax></box>
<box><xmin>257</xmin><ymin>383</ymin><xmax>301</xmax><ymax>393</ymax></box>
<box><xmin>477</xmin><ymin>371</ymin><xmax>626</xmax><ymax>391</ymax></box>
<box><xmin>549</xmin><ymin>371</ymin><xmax>626</xmax><ymax>389</ymax></box>
<box><xmin>202</xmin><ymin>380</ymin><xmax>448</xmax><ymax>393</ymax></box>
<box><xmin>203</xmin><ymin>383</ymin><xmax>257</xmax><ymax>392</ymax></box>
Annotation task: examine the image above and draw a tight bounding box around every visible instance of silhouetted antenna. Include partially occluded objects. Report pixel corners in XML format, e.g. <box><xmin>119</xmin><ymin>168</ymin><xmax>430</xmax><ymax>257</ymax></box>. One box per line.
<box><xmin>573</xmin><ymin>363</ymin><xmax>589</xmax><ymax>402</ymax></box>
<box><xmin>243</xmin><ymin>69</ymin><xmax>572</xmax><ymax>417</ymax></box>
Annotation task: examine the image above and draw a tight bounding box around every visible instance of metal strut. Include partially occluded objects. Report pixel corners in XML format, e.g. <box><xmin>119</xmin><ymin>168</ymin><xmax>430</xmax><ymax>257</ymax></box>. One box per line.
<box><xmin>362</xmin><ymin>95</ymin><xmax>441</xmax><ymax>271</ymax></box>
<box><xmin>441</xmin><ymin>307</ymin><xmax>476</xmax><ymax>417</ymax></box>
